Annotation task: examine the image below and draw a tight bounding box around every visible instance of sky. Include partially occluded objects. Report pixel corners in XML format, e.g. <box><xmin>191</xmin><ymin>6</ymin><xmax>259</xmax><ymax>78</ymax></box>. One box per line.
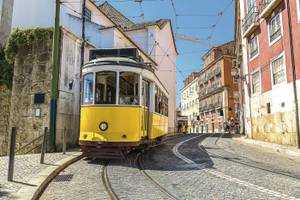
<box><xmin>97</xmin><ymin>0</ymin><xmax>235</xmax><ymax>106</ymax></box>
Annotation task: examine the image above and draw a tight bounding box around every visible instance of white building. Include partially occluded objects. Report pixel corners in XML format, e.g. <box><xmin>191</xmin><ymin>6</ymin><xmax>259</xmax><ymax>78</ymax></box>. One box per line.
<box><xmin>180</xmin><ymin>73</ymin><xmax>200</xmax><ymax>133</ymax></box>
<box><xmin>10</xmin><ymin>0</ymin><xmax>177</xmax><ymax>133</ymax></box>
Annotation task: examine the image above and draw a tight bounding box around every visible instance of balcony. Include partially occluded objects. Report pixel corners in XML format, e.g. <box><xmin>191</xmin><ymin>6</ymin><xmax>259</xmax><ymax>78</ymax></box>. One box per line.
<box><xmin>209</xmin><ymin>103</ymin><xmax>215</xmax><ymax>110</ymax></box>
<box><xmin>215</xmin><ymin>101</ymin><xmax>222</xmax><ymax>108</ymax></box>
<box><xmin>242</xmin><ymin>8</ymin><xmax>259</xmax><ymax>38</ymax></box>
<box><xmin>259</xmin><ymin>0</ymin><xmax>281</xmax><ymax>19</ymax></box>
<box><xmin>202</xmin><ymin>105</ymin><xmax>208</xmax><ymax>112</ymax></box>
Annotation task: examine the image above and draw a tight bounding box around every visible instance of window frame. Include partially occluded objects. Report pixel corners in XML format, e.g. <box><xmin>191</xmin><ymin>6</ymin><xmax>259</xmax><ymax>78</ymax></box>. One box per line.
<box><xmin>94</xmin><ymin>71</ymin><xmax>118</xmax><ymax>105</ymax></box>
<box><xmin>82</xmin><ymin>73</ymin><xmax>94</xmax><ymax>105</ymax></box>
<box><xmin>251</xmin><ymin>68</ymin><xmax>261</xmax><ymax>95</ymax></box>
<box><xmin>248</xmin><ymin>32</ymin><xmax>259</xmax><ymax>61</ymax></box>
<box><xmin>118</xmin><ymin>71</ymin><xmax>140</xmax><ymax>106</ymax></box>
<box><xmin>270</xmin><ymin>52</ymin><xmax>287</xmax><ymax>87</ymax></box>
<box><xmin>268</xmin><ymin>7</ymin><xmax>283</xmax><ymax>46</ymax></box>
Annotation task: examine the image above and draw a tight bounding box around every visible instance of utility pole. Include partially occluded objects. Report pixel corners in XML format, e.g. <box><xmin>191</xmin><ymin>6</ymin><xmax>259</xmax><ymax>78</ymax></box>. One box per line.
<box><xmin>49</xmin><ymin>0</ymin><xmax>61</xmax><ymax>147</ymax></box>
<box><xmin>77</xmin><ymin>0</ymin><xmax>86</xmax><ymax>141</ymax></box>
<box><xmin>286</xmin><ymin>0</ymin><xmax>300</xmax><ymax>148</ymax></box>
<box><xmin>81</xmin><ymin>0</ymin><xmax>86</xmax><ymax>67</ymax></box>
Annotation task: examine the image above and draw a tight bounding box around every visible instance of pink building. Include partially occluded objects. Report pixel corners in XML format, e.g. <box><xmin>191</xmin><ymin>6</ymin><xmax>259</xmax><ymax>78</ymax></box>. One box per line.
<box><xmin>238</xmin><ymin>0</ymin><xmax>300</xmax><ymax>146</ymax></box>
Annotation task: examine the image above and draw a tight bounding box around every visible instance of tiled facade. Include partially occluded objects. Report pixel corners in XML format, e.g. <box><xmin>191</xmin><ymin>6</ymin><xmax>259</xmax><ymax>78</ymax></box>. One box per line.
<box><xmin>198</xmin><ymin>42</ymin><xmax>239</xmax><ymax>133</ymax></box>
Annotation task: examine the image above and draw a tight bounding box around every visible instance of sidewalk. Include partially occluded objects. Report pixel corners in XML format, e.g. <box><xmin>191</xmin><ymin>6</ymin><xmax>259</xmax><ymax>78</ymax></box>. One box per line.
<box><xmin>232</xmin><ymin>135</ymin><xmax>300</xmax><ymax>159</ymax></box>
<box><xmin>0</xmin><ymin>150</ymin><xmax>82</xmax><ymax>200</ymax></box>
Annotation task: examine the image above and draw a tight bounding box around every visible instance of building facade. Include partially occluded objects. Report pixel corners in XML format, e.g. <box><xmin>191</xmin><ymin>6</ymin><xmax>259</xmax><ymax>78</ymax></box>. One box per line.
<box><xmin>0</xmin><ymin>0</ymin><xmax>14</xmax><ymax>47</ymax></box>
<box><xmin>198</xmin><ymin>42</ymin><xmax>239</xmax><ymax>133</ymax></box>
<box><xmin>180</xmin><ymin>72</ymin><xmax>200</xmax><ymax>133</ymax></box>
<box><xmin>0</xmin><ymin>0</ymin><xmax>177</xmax><ymax>154</ymax></box>
<box><xmin>238</xmin><ymin>0</ymin><xmax>300</xmax><ymax>146</ymax></box>
<box><xmin>11</xmin><ymin>0</ymin><xmax>177</xmax><ymax>133</ymax></box>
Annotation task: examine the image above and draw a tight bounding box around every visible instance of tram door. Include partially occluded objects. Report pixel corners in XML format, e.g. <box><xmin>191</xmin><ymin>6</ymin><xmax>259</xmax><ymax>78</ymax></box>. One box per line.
<box><xmin>142</xmin><ymin>80</ymin><xmax>150</xmax><ymax>137</ymax></box>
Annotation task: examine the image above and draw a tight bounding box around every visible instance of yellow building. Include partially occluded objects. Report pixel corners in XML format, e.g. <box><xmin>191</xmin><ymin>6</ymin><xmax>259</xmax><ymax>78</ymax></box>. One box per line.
<box><xmin>180</xmin><ymin>72</ymin><xmax>200</xmax><ymax>133</ymax></box>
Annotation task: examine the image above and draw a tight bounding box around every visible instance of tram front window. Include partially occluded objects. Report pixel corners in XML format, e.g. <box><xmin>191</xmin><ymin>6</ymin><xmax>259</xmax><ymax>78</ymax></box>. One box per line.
<box><xmin>83</xmin><ymin>73</ymin><xmax>94</xmax><ymax>104</ymax></box>
<box><xmin>119</xmin><ymin>72</ymin><xmax>139</xmax><ymax>105</ymax></box>
<box><xmin>95</xmin><ymin>71</ymin><xmax>116</xmax><ymax>104</ymax></box>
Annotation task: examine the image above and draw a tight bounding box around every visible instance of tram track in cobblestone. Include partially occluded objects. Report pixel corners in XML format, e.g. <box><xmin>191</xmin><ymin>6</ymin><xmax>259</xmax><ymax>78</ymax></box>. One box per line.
<box><xmin>99</xmin><ymin>134</ymin><xmax>185</xmax><ymax>200</ymax></box>
<box><xmin>172</xmin><ymin>134</ymin><xmax>298</xmax><ymax>200</ymax></box>
<box><xmin>136</xmin><ymin>153</ymin><xmax>180</xmax><ymax>200</ymax></box>
<box><xmin>200</xmin><ymin>134</ymin><xmax>300</xmax><ymax>180</ymax></box>
<box><xmin>101</xmin><ymin>160</ymin><xmax>120</xmax><ymax>200</ymax></box>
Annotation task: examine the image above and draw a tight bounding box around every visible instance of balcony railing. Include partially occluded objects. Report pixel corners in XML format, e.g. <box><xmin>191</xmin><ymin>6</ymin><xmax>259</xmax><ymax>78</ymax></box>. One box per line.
<box><xmin>209</xmin><ymin>103</ymin><xmax>215</xmax><ymax>110</ymax></box>
<box><xmin>242</xmin><ymin>7</ymin><xmax>259</xmax><ymax>38</ymax></box>
<box><xmin>215</xmin><ymin>101</ymin><xmax>222</xmax><ymax>108</ymax></box>
<box><xmin>259</xmin><ymin>0</ymin><xmax>281</xmax><ymax>18</ymax></box>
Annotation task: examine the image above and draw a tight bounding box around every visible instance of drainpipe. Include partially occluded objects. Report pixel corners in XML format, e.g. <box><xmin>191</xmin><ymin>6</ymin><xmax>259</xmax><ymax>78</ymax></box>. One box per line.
<box><xmin>49</xmin><ymin>0</ymin><xmax>61</xmax><ymax>147</ymax></box>
<box><xmin>286</xmin><ymin>0</ymin><xmax>300</xmax><ymax>148</ymax></box>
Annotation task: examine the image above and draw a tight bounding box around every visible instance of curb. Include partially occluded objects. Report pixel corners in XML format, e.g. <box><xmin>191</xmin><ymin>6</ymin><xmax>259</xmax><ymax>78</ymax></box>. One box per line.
<box><xmin>13</xmin><ymin>152</ymin><xmax>83</xmax><ymax>200</ymax></box>
<box><xmin>232</xmin><ymin>137</ymin><xmax>300</xmax><ymax>158</ymax></box>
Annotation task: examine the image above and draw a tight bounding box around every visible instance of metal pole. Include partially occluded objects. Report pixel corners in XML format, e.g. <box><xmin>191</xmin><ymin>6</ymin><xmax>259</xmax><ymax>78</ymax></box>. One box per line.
<box><xmin>62</xmin><ymin>128</ymin><xmax>66</xmax><ymax>154</ymax></box>
<box><xmin>40</xmin><ymin>127</ymin><xmax>48</xmax><ymax>164</ymax></box>
<box><xmin>8</xmin><ymin>127</ymin><xmax>16</xmax><ymax>181</ymax></box>
<box><xmin>286</xmin><ymin>0</ymin><xmax>300</xmax><ymax>148</ymax></box>
<box><xmin>77</xmin><ymin>0</ymin><xmax>86</xmax><ymax>144</ymax></box>
<box><xmin>49</xmin><ymin>0</ymin><xmax>61</xmax><ymax>147</ymax></box>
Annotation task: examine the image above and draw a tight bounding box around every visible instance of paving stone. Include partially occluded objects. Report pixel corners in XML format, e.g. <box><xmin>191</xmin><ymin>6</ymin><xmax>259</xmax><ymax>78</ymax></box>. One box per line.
<box><xmin>0</xmin><ymin>151</ymin><xmax>77</xmax><ymax>199</ymax></box>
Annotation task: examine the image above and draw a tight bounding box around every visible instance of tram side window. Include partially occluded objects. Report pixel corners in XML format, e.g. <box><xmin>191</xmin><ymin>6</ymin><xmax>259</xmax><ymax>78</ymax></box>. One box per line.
<box><xmin>119</xmin><ymin>72</ymin><xmax>139</xmax><ymax>105</ymax></box>
<box><xmin>155</xmin><ymin>86</ymin><xmax>168</xmax><ymax>116</ymax></box>
<box><xmin>83</xmin><ymin>73</ymin><xmax>94</xmax><ymax>104</ymax></box>
<box><xmin>95</xmin><ymin>71</ymin><xmax>116</xmax><ymax>104</ymax></box>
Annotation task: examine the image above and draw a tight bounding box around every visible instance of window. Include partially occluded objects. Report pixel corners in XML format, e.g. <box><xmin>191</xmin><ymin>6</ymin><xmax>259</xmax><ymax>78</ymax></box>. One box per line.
<box><xmin>271</xmin><ymin>54</ymin><xmax>286</xmax><ymax>85</ymax></box>
<box><xmin>119</xmin><ymin>72</ymin><xmax>139</xmax><ymax>105</ymax></box>
<box><xmin>247</xmin><ymin>0</ymin><xmax>256</xmax><ymax>13</ymax></box>
<box><xmin>83</xmin><ymin>73</ymin><xmax>94</xmax><ymax>104</ymax></box>
<box><xmin>142</xmin><ymin>80</ymin><xmax>150</xmax><ymax>107</ymax></box>
<box><xmin>155</xmin><ymin>86</ymin><xmax>168</xmax><ymax>116</ymax></box>
<box><xmin>251</xmin><ymin>70</ymin><xmax>260</xmax><ymax>94</ymax></box>
<box><xmin>267</xmin><ymin>102</ymin><xmax>271</xmax><ymax>114</ymax></box>
<box><xmin>95</xmin><ymin>71</ymin><xmax>116</xmax><ymax>104</ymax></box>
<box><xmin>84</xmin><ymin>7</ymin><xmax>92</xmax><ymax>21</ymax></box>
<box><xmin>268</xmin><ymin>8</ymin><xmax>282</xmax><ymax>44</ymax></box>
<box><xmin>249</xmin><ymin>32</ymin><xmax>259</xmax><ymax>59</ymax></box>
<box><xmin>217</xmin><ymin>77</ymin><xmax>221</xmax><ymax>88</ymax></box>
<box><xmin>210</xmin><ymin>80</ymin><xmax>215</xmax><ymax>92</ymax></box>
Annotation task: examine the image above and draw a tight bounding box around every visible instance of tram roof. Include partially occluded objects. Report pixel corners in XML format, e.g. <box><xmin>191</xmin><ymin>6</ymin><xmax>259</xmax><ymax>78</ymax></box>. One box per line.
<box><xmin>84</xmin><ymin>57</ymin><xmax>154</xmax><ymax>71</ymax></box>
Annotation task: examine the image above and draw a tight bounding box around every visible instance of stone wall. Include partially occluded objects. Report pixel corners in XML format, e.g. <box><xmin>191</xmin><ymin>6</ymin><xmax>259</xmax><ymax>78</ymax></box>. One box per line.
<box><xmin>9</xmin><ymin>36</ymin><xmax>53</xmax><ymax>151</ymax></box>
<box><xmin>0</xmin><ymin>84</ymin><xmax>11</xmax><ymax>155</ymax></box>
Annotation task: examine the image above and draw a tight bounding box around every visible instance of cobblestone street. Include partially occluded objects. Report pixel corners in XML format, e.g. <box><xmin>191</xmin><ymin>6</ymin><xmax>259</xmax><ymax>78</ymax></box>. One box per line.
<box><xmin>0</xmin><ymin>151</ymin><xmax>78</xmax><ymax>199</ymax></box>
<box><xmin>39</xmin><ymin>134</ymin><xmax>300</xmax><ymax>200</ymax></box>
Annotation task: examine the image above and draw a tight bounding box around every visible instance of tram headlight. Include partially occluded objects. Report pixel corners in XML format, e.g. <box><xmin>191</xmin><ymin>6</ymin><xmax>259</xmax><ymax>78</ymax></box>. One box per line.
<box><xmin>99</xmin><ymin>121</ymin><xmax>108</xmax><ymax>131</ymax></box>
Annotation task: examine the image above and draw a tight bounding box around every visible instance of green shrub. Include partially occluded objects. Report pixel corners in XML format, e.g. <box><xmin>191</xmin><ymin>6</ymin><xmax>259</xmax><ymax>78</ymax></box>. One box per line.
<box><xmin>0</xmin><ymin>28</ymin><xmax>53</xmax><ymax>89</ymax></box>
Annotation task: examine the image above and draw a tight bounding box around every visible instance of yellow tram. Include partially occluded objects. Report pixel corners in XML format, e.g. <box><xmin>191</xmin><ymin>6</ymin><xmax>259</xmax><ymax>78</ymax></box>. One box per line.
<box><xmin>79</xmin><ymin>49</ymin><xmax>169</xmax><ymax>158</ymax></box>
